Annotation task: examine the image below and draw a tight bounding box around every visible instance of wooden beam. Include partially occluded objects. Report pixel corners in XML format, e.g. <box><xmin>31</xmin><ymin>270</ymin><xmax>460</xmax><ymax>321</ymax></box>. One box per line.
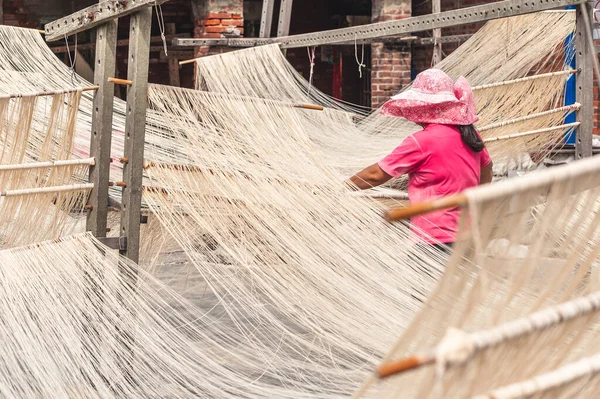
<box><xmin>277</xmin><ymin>0</ymin><xmax>293</xmax><ymax>37</ymax></box>
<box><xmin>575</xmin><ymin>3</ymin><xmax>593</xmax><ymax>159</ymax></box>
<box><xmin>166</xmin><ymin>23</ymin><xmax>180</xmax><ymax>87</ymax></box>
<box><xmin>120</xmin><ymin>7</ymin><xmax>152</xmax><ymax>264</ymax></box>
<box><xmin>86</xmin><ymin>18</ymin><xmax>118</xmax><ymax>238</ymax></box>
<box><xmin>432</xmin><ymin>0</ymin><xmax>442</xmax><ymax>65</ymax></box>
<box><xmin>44</xmin><ymin>0</ymin><xmax>168</xmax><ymax>42</ymax></box>
<box><xmin>259</xmin><ymin>0</ymin><xmax>275</xmax><ymax>38</ymax></box>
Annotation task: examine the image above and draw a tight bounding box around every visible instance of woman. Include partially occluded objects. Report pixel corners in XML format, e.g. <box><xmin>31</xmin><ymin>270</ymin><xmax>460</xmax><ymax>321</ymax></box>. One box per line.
<box><xmin>348</xmin><ymin>69</ymin><xmax>493</xmax><ymax>247</ymax></box>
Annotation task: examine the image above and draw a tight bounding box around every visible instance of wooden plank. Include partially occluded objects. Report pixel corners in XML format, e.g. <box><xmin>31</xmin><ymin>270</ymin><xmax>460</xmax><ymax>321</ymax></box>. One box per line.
<box><xmin>159</xmin><ymin>50</ymin><xmax>194</xmax><ymax>60</ymax></box>
<box><xmin>575</xmin><ymin>3</ymin><xmax>593</xmax><ymax>159</ymax></box>
<box><xmin>120</xmin><ymin>7</ymin><xmax>152</xmax><ymax>264</ymax></box>
<box><xmin>86</xmin><ymin>19</ymin><xmax>118</xmax><ymax>238</ymax></box>
<box><xmin>277</xmin><ymin>0</ymin><xmax>293</xmax><ymax>37</ymax></box>
<box><xmin>44</xmin><ymin>0</ymin><xmax>168</xmax><ymax>42</ymax></box>
<box><xmin>432</xmin><ymin>0</ymin><xmax>442</xmax><ymax>65</ymax></box>
<box><xmin>166</xmin><ymin>23</ymin><xmax>180</xmax><ymax>87</ymax></box>
<box><xmin>259</xmin><ymin>0</ymin><xmax>275</xmax><ymax>38</ymax></box>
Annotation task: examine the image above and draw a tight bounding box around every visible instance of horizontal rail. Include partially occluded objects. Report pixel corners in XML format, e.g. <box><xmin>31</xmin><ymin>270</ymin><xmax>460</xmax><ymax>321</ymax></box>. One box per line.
<box><xmin>478</xmin><ymin>104</ymin><xmax>581</xmax><ymax>131</ymax></box>
<box><xmin>48</xmin><ymin>34</ymin><xmax>190</xmax><ymax>53</ymax></box>
<box><xmin>0</xmin><ymin>86</ymin><xmax>99</xmax><ymax>100</ymax></box>
<box><xmin>1</xmin><ymin>183</ymin><xmax>94</xmax><ymax>197</ymax></box>
<box><xmin>173</xmin><ymin>0</ymin><xmax>582</xmax><ymax>49</ymax></box>
<box><xmin>174</xmin><ymin>34</ymin><xmax>473</xmax><ymax>55</ymax></box>
<box><xmin>483</xmin><ymin>122</ymin><xmax>580</xmax><ymax>143</ymax></box>
<box><xmin>0</xmin><ymin>158</ymin><xmax>95</xmax><ymax>171</ymax></box>
<box><xmin>44</xmin><ymin>0</ymin><xmax>168</xmax><ymax>42</ymax></box>
<box><xmin>472</xmin><ymin>69</ymin><xmax>578</xmax><ymax>91</ymax></box>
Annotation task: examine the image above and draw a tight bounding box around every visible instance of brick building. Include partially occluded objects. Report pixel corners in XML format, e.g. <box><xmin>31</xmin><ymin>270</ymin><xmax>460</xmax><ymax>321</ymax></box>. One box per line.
<box><xmin>0</xmin><ymin>0</ymin><xmax>597</xmax><ymax>130</ymax></box>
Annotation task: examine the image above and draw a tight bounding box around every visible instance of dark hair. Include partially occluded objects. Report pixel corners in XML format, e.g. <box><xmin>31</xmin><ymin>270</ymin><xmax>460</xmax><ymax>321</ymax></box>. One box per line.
<box><xmin>459</xmin><ymin>124</ymin><xmax>484</xmax><ymax>153</ymax></box>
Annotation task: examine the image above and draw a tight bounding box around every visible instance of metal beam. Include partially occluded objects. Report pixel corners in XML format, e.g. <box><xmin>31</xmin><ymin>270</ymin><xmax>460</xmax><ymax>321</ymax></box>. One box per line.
<box><xmin>120</xmin><ymin>7</ymin><xmax>152</xmax><ymax>264</ymax></box>
<box><xmin>174</xmin><ymin>0</ymin><xmax>583</xmax><ymax>49</ymax></box>
<box><xmin>49</xmin><ymin>34</ymin><xmax>189</xmax><ymax>53</ymax></box>
<box><xmin>44</xmin><ymin>0</ymin><xmax>168</xmax><ymax>42</ymax></box>
<box><xmin>259</xmin><ymin>0</ymin><xmax>275</xmax><ymax>38</ymax></box>
<box><xmin>174</xmin><ymin>33</ymin><xmax>472</xmax><ymax>51</ymax></box>
<box><xmin>575</xmin><ymin>2</ymin><xmax>594</xmax><ymax>159</ymax></box>
<box><xmin>432</xmin><ymin>0</ymin><xmax>442</xmax><ymax>65</ymax></box>
<box><xmin>277</xmin><ymin>0</ymin><xmax>294</xmax><ymax>37</ymax></box>
<box><xmin>86</xmin><ymin>19</ymin><xmax>118</xmax><ymax>238</ymax></box>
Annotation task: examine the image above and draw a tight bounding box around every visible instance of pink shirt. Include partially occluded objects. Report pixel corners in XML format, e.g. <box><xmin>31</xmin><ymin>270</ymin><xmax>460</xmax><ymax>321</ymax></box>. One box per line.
<box><xmin>378</xmin><ymin>124</ymin><xmax>492</xmax><ymax>244</ymax></box>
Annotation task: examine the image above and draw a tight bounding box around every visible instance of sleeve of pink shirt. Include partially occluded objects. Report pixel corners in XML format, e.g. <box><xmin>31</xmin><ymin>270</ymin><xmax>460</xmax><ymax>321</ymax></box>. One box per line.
<box><xmin>477</xmin><ymin>130</ymin><xmax>492</xmax><ymax>167</ymax></box>
<box><xmin>480</xmin><ymin>147</ymin><xmax>492</xmax><ymax>167</ymax></box>
<box><xmin>378</xmin><ymin>136</ymin><xmax>426</xmax><ymax>178</ymax></box>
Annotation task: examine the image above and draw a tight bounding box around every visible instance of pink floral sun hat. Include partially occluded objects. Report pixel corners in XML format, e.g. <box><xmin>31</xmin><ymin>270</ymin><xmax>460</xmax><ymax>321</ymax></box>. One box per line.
<box><xmin>381</xmin><ymin>69</ymin><xmax>479</xmax><ymax>125</ymax></box>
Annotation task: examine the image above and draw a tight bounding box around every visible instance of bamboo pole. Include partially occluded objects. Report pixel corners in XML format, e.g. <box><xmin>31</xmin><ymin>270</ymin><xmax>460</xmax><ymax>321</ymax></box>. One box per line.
<box><xmin>384</xmin><ymin>192</ymin><xmax>467</xmax><ymax>222</ymax></box>
<box><xmin>108</xmin><ymin>77</ymin><xmax>133</xmax><ymax>86</ymax></box>
<box><xmin>378</xmin><ymin>354</ymin><xmax>434</xmax><ymax>378</ymax></box>
<box><xmin>179</xmin><ymin>58</ymin><xmax>197</xmax><ymax>66</ymax></box>
<box><xmin>379</xmin><ymin>289</ymin><xmax>600</xmax><ymax>379</ymax></box>
<box><xmin>478</xmin><ymin>104</ymin><xmax>580</xmax><ymax>132</ymax></box>
<box><xmin>1</xmin><ymin>183</ymin><xmax>94</xmax><ymax>197</ymax></box>
<box><xmin>472</xmin><ymin>69</ymin><xmax>578</xmax><ymax>91</ymax></box>
<box><xmin>295</xmin><ymin>103</ymin><xmax>324</xmax><ymax>111</ymax></box>
<box><xmin>483</xmin><ymin>122</ymin><xmax>580</xmax><ymax>143</ymax></box>
<box><xmin>0</xmin><ymin>86</ymin><xmax>99</xmax><ymax>100</ymax></box>
<box><xmin>0</xmin><ymin>158</ymin><xmax>95</xmax><ymax>171</ymax></box>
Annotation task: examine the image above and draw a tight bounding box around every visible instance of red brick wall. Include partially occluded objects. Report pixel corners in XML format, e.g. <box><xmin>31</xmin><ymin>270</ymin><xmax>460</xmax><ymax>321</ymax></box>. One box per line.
<box><xmin>2</xmin><ymin>0</ymin><xmax>40</xmax><ymax>29</ymax></box>
<box><xmin>191</xmin><ymin>0</ymin><xmax>243</xmax><ymax>59</ymax></box>
<box><xmin>371</xmin><ymin>0</ymin><xmax>412</xmax><ymax>108</ymax></box>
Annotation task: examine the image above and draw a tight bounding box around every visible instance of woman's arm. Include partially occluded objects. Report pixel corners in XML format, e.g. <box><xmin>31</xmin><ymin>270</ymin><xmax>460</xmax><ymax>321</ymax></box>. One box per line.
<box><xmin>346</xmin><ymin>163</ymin><xmax>393</xmax><ymax>190</ymax></box>
<box><xmin>480</xmin><ymin>161</ymin><xmax>493</xmax><ymax>185</ymax></box>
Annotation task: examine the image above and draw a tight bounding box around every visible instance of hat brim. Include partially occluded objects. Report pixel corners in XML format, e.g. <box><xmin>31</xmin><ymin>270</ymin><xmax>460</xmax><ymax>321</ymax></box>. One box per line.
<box><xmin>381</xmin><ymin>99</ymin><xmax>479</xmax><ymax>125</ymax></box>
<box><xmin>390</xmin><ymin>88</ymin><xmax>459</xmax><ymax>104</ymax></box>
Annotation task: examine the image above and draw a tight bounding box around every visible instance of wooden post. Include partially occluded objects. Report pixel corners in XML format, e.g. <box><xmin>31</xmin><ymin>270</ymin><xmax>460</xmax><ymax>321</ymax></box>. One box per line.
<box><xmin>166</xmin><ymin>23</ymin><xmax>180</xmax><ymax>86</ymax></box>
<box><xmin>120</xmin><ymin>7</ymin><xmax>152</xmax><ymax>264</ymax></box>
<box><xmin>575</xmin><ymin>3</ymin><xmax>593</xmax><ymax>159</ymax></box>
<box><xmin>0</xmin><ymin>0</ymin><xmax>4</xmax><ymax>25</ymax></box>
<box><xmin>432</xmin><ymin>0</ymin><xmax>442</xmax><ymax>65</ymax></box>
<box><xmin>259</xmin><ymin>0</ymin><xmax>275</xmax><ymax>38</ymax></box>
<box><xmin>277</xmin><ymin>0</ymin><xmax>293</xmax><ymax>37</ymax></box>
<box><xmin>86</xmin><ymin>19</ymin><xmax>118</xmax><ymax>237</ymax></box>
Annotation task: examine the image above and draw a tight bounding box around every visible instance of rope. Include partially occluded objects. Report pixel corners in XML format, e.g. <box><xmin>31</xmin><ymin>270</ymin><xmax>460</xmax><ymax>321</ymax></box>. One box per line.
<box><xmin>63</xmin><ymin>32</ymin><xmax>79</xmax><ymax>85</ymax></box>
<box><xmin>155</xmin><ymin>1</ymin><xmax>168</xmax><ymax>57</ymax></box>
<box><xmin>306</xmin><ymin>46</ymin><xmax>316</xmax><ymax>96</ymax></box>
<box><xmin>354</xmin><ymin>34</ymin><xmax>366</xmax><ymax>78</ymax></box>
